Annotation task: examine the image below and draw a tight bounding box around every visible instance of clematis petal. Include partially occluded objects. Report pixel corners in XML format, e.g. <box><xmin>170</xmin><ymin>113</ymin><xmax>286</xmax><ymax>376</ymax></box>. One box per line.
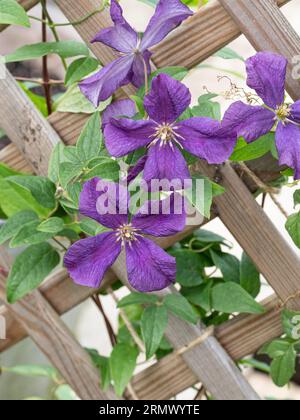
<box><xmin>144</xmin><ymin>74</ymin><xmax>191</xmax><ymax>124</ymax></box>
<box><xmin>104</xmin><ymin>118</ymin><xmax>155</xmax><ymax>157</ymax></box>
<box><xmin>140</xmin><ymin>0</ymin><xmax>193</xmax><ymax>51</ymax></box>
<box><xmin>102</xmin><ymin>99</ymin><xmax>136</xmax><ymax>130</ymax></box>
<box><xmin>291</xmin><ymin>100</ymin><xmax>300</xmax><ymax>124</ymax></box>
<box><xmin>64</xmin><ymin>232</ymin><xmax>121</xmax><ymax>288</ymax></box>
<box><xmin>246</xmin><ymin>52</ymin><xmax>287</xmax><ymax>108</ymax></box>
<box><xmin>132</xmin><ymin>193</ymin><xmax>186</xmax><ymax>237</ymax></box>
<box><xmin>79</xmin><ymin>178</ymin><xmax>129</xmax><ymax>229</ymax></box>
<box><xmin>177</xmin><ymin>117</ymin><xmax>237</xmax><ymax>164</ymax></box>
<box><xmin>131</xmin><ymin>50</ymin><xmax>152</xmax><ymax>88</ymax></box>
<box><xmin>79</xmin><ymin>55</ymin><xmax>134</xmax><ymax>107</ymax></box>
<box><xmin>222</xmin><ymin>101</ymin><xmax>275</xmax><ymax>143</ymax></box>
<box><xmin>125</xmin><ymin>237</ymin><xmax>176</xmax><ymax>292</ymax></box>
<box><xmin>276</xmin><ymin>122</ymin><xmax>300</xmax><ymax>180</ymax></box>
<box><xmin>143</xmin><ymin>142</ymin><xmax>190</xmax><ymax>188</ymax></box>
<box><xmin>127</xmin><ymin>155</ymin><xmax>148</xmax><ymax>183</ymax></box>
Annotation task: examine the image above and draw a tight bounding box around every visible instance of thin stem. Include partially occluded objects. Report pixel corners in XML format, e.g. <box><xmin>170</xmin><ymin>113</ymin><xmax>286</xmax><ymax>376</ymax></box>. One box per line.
<box><xmin>28</xmin><ymin>5</ymin><xmax>104</xmax><ymax>28</ymax></box>
<box><xmin>15</xmin><ymin>76</ymin><xmax>65</xmax><ymax>85</ymax></box>
<box><xmin>41</xmin><ymin>1</ymin><xmax>52</xmax><ymax>115</ymax></box>
<box><xmin>92</xmin><ymin>294</ymin><xmax>117</xmax><ymax>347</ymax></box>
<box><xmin>52</xmin><ymin>237</ymin><xmax>68</xmax><ymax>252</ymax></box>
<box><xmin>142</xmin><ymin>56</ymin><xmax>149</xmax><ymax>96</ymax></box>
<box><xmin>109</xmin><ymin>288</ymin><xmax>146</xmax><ymax>353</ymax></box>
<box><xmin>42</xmin><ymin>6</ymin><xmax>67</xmax><ymax>71</ymax></box>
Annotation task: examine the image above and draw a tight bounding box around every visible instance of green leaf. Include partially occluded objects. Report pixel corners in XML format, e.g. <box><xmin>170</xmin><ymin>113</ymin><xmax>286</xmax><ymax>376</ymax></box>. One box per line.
<box><xmin>193</xmin><ymin>229</ymin><xmax>226</xmax><ymax>244</ymax></box>
<box><xmin>2</xmin><ymin>365</ymin><xmax>59</xmax><ymax>381</ymax></box>
<box><xmin>19</xmin><ymin>82</ymin><xmax>48</xmax><ymax>117</ymax></box>
<box><xmin>7</xmin><ymin>243</ymin><xmax>60</xmax><ymax>303</ymax></box>
<box><xmin>212</xmin><ymin>282</ymin><xmax>265</xmax><ymax>314</ymax></box>
<box><xmin>37</xmin><ymin>217</ymin><xmax>64</xmax><ymax>234</ymax></box>
<box><xmin>83</xmin><ymin>160</ymin><xmax>120</xmax><ymax>182</ymax></box>
<box><xmin>54</xmin><ymin>385</ymin><xmax>77</xmax><ymax>401</ymax></box>
<box><xmin>9</xmin><ymin>220</ymin><xmax>54</xmax><ymax>247</ymax></box>
<box><xmin>282</xmin><ymin>309</ymin><xmax>300</xmax><ymax>341</ymax></box>
<box><xmin>286</xmin><ymin>212</ymin><xmax>300</xmax><ymax>248</ymax></box>
<box><xmin>5</xmin><ymin>41</ymin><xmax>89</xmax><ymax>63</ymax></box>
<box><xmin>260</xmin><ymin>339</ymin><xmax>293</xmax><ymax>359</ymax></box>
<box><xmin>184</xmin><ymin>176</ymin><xmax>214</xmax><ymax>218</ymax></box>
<box><xmin>8</xmin><ymin>176</ymin><xmax>56</xmax><ymax>209</ymax></box>
<box><xmin>211</xmin><ymin>282</ymin><xmax>265</xmax><ymax>314</ymax></box>
<box><xmin>211</xmin><ymin>250</ymin><xmax>240</xmax><ymax>283</ymax></box>
<box><xmin>65</xmin><ymin>57</ymin><xmax>99</xmax><ymax>87</ymax></box>
<box><xmin>48</xmin><ymin>143</ymin><xmax>66</xmax><ymax>184</ymax></box>
<box><xmin>0</xmin><ymin>0</ymin><xmax>30</xmax><ymax>27</ymax></box>
<box><xmin>0</xmin><ymin>210</ymin><xmax>38</xmax><ymax>245</ymax></box>
<box><xmin>214</xmin><ymin>47</ymin><xmax>244</xmax><ymax>62</ymax></box>
<box><xmin>141</xmin><ymin>305</ymin><xmax>168</xmax><ymax>359</ymax></box>
<box><xmin>293</xmin><ymin>190</ymin><xmax>300</xmax><ymax>208</ymax></box>
<box><xmin>164</xmin><ymin>294</ymin><xmax>198</xmax><ymax>324</ymax></box>
<box><xmin>0</xmin><ymin>178</ymin><xmax>49</xmax><ymax>218</ymax></box>
<box><xmin>76</xmin><ymin>112</ymin><xmax>102</xmax><ymax>162</ymax></box>
<box><xmin>78</xmin><ymin>218</ymin><xmax>107</xmax><ymax>236</ymax></box>
<box><xmin>0</xmin><ymin>162</ymin><xmax>22</xmax><ymax>178</ymax></box>
<box><xmin>87</xmin><ymin>349</ymin><xmax>111</xmax><ymax>391</ymax></box>
<box><xmin>240</xmin><ymin>252</ymin><xmax>261</xmax><ymax>298</ymax></box>
<box><xmin>230</xmin><ymin>134</ymin><xmax>274</xmax><ymax>162</ymax></box>
<box><xmin>59</xmin><ymin>162</ymin><xmax>82</xmax><ymax>189</ymax></box>
<box><xmin>109</xmin><ymin>343</ymin><xmax>138</xmax><ymax>396</ymax></box>
<box><xmin>169</xmin><ymin>249</ymin><xmax>204</xmax><ymax>287</ymax></box>
<box><xmin>192</xmin><ymin>100</ymin><xmax>221</xmax><ymax>120</ymax></box>
<box><xmin>181</xmin><ymin>281</ymin><xmax>213</xmax><ymax>312</ymax></box>
<box><xmin>130</xmin><ymin>95</ymin><xmax>144</xmax><ymax>116</ymax></box>
<box><xmin>271</xmin><ymin>345</ymin><xmax>296</xmax><ymax>387</ymax></box>
<box><xmin>118</xmin><ymin>292</ymin><xmax>159</xmax><ymax>308</ymax></box>
<box><xmin>53</xmin><ymin>84</ymin><xmax>111</xmax><ymax>114</ymax></box>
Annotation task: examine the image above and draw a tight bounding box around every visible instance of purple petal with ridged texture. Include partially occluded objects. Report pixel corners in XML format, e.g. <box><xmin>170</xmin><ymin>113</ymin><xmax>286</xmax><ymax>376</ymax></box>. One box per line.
<box><xmin>131</xmin><ymin>50</ymin><xmax>152</xmax><ymax>88</ymax></box>
<box><xmin>276</xmin><ymin>122</ymin><xmax>300</xmax><ymax>180</ymax></box>
<box><xmin>144</xmin><ymin>74</ymin><xmax>191</xmax><ymax>124</ymax></box>
<box><xmin>222</xmin><ymin>101</ymin><xmax>275</xmax><ymax>143</ymax></box>
<box><xmin>79</xmin><ymin>55</ymin><xmax>134</xmax><ymax>106</ymax></box>
<box><xmin>176</xmin><ymin>117</ymin><xmax>237</xmax><ymax>164</ymax></box>
<box><xmin>246</xmin><ymin>52</ymin><xmax>287</xmax><ymax>108</ymax></box>
<box><xmin>127</xmin><ymin>155</ymin><xmax>147</xmax><ymax>184</ymax></box>
<box><xmin>102</xmin><ymin>99</ymin><xmax>136</xmax><ymax>130</ymax></box>
<box><xmin>132</xmin><ymin>193</ymin><xmax>186</xmax><ymax>237</ymax></box>
<box><xmin>125</xmin><ymin>237</ymin><xmax>176</xmax><ymax>292</ymax></box>
<box><xmin>140</xmin><ymin>0</ymin><xmax>193</xmax><ymax>51</ymax></box>
<box><xmin>104</xmin><ymin>118</ymin><xmax>155</xmax><ymax>157</ymax></box>
<box><xmin>143</xmin><ymin>142</ymin><xmax>190</xmax><ymax>188</ymax></box>
<box><xmin>79</xmin><ymin>178</ymin><xmax>129</xmax><ymax>229</ymax></box>
<box><xmin>64</xmin><ymin>232</ymin><xmax>121</xmax><ymax>288</ymax></box>
<box><xmin>291</xmin><ymin>100</ymin><xmax>300</xmax><ymax>124</ymax></box>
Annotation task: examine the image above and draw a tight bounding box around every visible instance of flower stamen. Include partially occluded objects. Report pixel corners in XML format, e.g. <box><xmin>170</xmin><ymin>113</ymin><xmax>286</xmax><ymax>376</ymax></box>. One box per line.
<box><xmin>115</xmin><ymin>223</ymin><xmax>141</xmax><ymax>246</ymax></box>
<box><xmin>148</xmin><ymin>123</ymin><xmax>184</xmax><ymax>149</ymax></box>
<box><xmin>275</xmin><ymin>104</ymin><xmax>292</xmax><ymax>124</ymax></box>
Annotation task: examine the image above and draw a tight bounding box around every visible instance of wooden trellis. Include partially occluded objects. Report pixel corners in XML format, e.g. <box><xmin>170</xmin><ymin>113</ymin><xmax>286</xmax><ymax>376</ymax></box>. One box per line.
<box><xmin>1</xmin><ymin>0</ymin><xmax>300</xmax><ymax>400</ymax></box>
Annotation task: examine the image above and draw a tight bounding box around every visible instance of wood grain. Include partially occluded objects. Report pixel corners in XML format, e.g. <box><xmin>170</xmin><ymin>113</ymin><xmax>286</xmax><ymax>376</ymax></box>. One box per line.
<box><xmin>0</xmin><ymin>253</ymin><xmax>117</xmax><ymax>400</ymax></box>
<box><xmin>219</xmin><ymin>0</ymin><xmax>300</xmax><ymax>100</ymax></box>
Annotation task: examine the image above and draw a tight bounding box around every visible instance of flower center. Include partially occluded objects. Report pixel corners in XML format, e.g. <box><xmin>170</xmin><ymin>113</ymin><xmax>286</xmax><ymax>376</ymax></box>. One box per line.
<box><xmin>149</xmin><ymin>123</ymin><xmax>184</xmax><ymax>149</ymax></box>
<box><xmin>115</xmin><ymin>223</ymin><xmax>140</xmax><ymax>245</ymax></box>
<box><xmin>275</xmin><ymin>104</ymin><xmax>292</xmax><ymax>122</ymax></box>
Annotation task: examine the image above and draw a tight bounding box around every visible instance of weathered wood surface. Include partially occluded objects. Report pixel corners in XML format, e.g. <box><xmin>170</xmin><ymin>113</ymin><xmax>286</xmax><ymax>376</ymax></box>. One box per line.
<box><xmin>0</xmin><ymin>0</ymin><xmax>39</xmax><ymax>32</ymax></box>
<box><xmin>0</xmin><ymin>62</ymin><xmax>60</xmax><ymax>176</ymax></box>
<box><xmin>0</xmin><ymin>252</ymin><xmax>117</xmax><ymax>400</ymax></box>
<box><xmin>219</xmin><ymin>0</ymin><xmax>300</xmax><ymax>101</ymax></box>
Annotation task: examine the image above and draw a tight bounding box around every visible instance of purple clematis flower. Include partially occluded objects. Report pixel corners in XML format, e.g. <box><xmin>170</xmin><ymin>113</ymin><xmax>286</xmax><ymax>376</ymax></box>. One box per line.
<box><xmin>64</xmin><ymin>178</ymin><xmax>186</xmax><ymax>292</ymax></box>
<box><xmin>102</xmin><ymin>99</ymin><xmax>136</xmax><ymax>130</ymax></box>
<box><xmin>79</xmin><ymin>0</ymin><xmax>193</xmax><ymax>107</ymax></box>
<box><xmin>104</xmin><ymin>74</ymin><xmax>237</xmax><ymax>187</ymax></box>
<box><xmin>223</xmin><ymin>51</ymin><xmax>300</xmax><ymax>179</ymax></box>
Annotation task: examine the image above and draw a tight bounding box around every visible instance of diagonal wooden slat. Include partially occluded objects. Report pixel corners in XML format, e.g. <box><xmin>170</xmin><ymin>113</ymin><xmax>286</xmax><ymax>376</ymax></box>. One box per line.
<box><xmin>0</xmin><ymin>250</ymin><xmax>117</xmax><ymax>400</ymax></box>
